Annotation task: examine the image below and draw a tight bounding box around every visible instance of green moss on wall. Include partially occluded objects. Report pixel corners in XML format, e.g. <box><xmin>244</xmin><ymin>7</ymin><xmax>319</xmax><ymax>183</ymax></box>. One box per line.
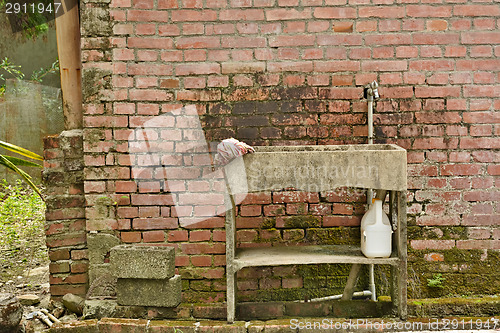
<box><xmin>284</xmin><ymin>215</ymin><xmax>320</xmax><ymax>228</ymax></box>
<box><xmin>260</xmin><ymin>217</ymin><xmax>276</xmax><ymax>229</ymax></box>
<box><xmin>305</xmin><ymin>227</ymin><xmax>359</xmax><ymax>245</ymax></box>
<box><xmin>82</xmin><ymin>67</ymin><xmax>112</xmax><ymax>102</ymax></box>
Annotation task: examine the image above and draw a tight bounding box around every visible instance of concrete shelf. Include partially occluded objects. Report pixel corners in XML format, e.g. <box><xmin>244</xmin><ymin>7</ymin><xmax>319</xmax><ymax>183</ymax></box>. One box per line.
<box><xmin>233</xmin><ymin>245</ymin><xmax>400</xmax><ymax>271</ymax></box>
<box><xmin>223</xmin><ymin>144</ymin><xmax>408</xmax><ymax>323</ymax></box>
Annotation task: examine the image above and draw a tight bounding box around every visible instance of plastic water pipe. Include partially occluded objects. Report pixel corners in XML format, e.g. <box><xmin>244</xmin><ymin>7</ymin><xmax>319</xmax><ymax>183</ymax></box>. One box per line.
<box><xmin>298</xmin><ymin>290</ymin><xmax>373</xmax><ymax>303</ymax></box>
<box><xmin>365</xmin><ymin>80</ymin><xmax>380</xmax><ymax>302</ymax></box>
<box><xmin>369</xmin><ymin>263</ymin><xmax>376</xmax><ymax>302</ymax></box>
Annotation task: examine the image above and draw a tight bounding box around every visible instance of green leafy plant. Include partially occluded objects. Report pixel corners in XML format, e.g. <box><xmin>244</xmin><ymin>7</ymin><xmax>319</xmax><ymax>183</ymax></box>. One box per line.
<box><xmin>0</xmin><ymin>58</ymin><xmax>24</xmax><ymax>80</ymax></box>
<box><xmin>0</xmin><ymin>140</ymin><xmax>43</xmax><ymax>199</ymax></box>
<box><xmin>31</xmin><ymin>60</ymin><xmax>60</xmax><ymax>83</ymax></box>
<box><xmin>0</xmin><ymin>57</ymin><xmax>59</xmax><ymax>97</ymax></box>
<box><xmin>0</xmin><ymin>57</ymin><xmax>24</xmax><ymax>96</ymax></box>
<box><xmin>427</xmin><ymin>273</ymin><xmax>446</xmax><ymax>288</ymax></box>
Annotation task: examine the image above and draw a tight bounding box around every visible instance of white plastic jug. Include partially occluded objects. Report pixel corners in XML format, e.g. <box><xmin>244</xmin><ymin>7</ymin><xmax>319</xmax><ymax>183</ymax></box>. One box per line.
<box><xmin>361</xmin><ymin>198</ymin><xmax>393</xmax><ymax>258</ymax></box>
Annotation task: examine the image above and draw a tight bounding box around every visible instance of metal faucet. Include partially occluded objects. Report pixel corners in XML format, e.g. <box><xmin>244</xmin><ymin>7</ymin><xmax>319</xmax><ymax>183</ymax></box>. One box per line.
<box><xmin>367</xmin><ymin>80</ymin><xmax>379</xmax><ymax>100</ymax></box>
<box><xmin>365</xmin><ymin>80</ymin><xmax>380</xmax><ymax>145</ymax></box>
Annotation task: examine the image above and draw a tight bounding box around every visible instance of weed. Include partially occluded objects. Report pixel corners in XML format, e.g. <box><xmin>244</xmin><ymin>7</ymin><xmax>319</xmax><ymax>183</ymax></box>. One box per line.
<box><xmin>0</xmin><ymin>179</ymin><xmax>46</xmax><ymax>281</ymax></box>
<box><xmin>427</xmin><ymin>273</ymin><xmax>446</xmax><ymax>289</ymax></box>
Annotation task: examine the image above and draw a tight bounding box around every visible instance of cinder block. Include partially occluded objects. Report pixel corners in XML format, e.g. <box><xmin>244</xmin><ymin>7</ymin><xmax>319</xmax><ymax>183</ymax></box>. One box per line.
<box><xmin>116</xmin><ymin>275</ymin><xmax>181</xmax><ymax>308</ymax></box>
<box><xmin>110</xmin><ymin>244</ymin><xmax>175</xmax><ymax>279</ymax></box>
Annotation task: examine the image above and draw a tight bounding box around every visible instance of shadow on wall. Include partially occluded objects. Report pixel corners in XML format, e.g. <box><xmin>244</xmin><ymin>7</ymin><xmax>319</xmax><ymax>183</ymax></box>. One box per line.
<box><xmin>128</xmin><ymin>104</ymin><xmax>248</xmax><ymax>228</ymax></box>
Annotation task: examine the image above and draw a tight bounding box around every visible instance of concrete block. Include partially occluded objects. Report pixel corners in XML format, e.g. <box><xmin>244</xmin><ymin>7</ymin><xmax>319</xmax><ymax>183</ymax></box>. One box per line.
<box><xmin>88</xmin><ymin>264</ymin><xmax>117</xmax><ymax>298</ymax></box>
<box><xmin>116</xmin><ymin>275</ymin><xmax>181</xmax><ymax>308</ymax></box>
<box><xmin>83</xmin><ymin>300</ymin><xmax>118</xmax><ymax>319</ymax></box>
<box><xmin>88</xmin><ymin>233</ymin><xmax>120</xmax><ymax>264</ymax></box>
<box><xmin>110</xmin><ymin>244</ymin><xmax>175</xmax><ymax>280</ymax></box>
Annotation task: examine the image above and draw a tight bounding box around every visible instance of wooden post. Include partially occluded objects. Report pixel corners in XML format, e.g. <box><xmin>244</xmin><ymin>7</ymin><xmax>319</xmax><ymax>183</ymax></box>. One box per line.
<box><xmin>396</xmin><ymin>191</ymin><xmax>408</xmax><ymax>319</ymax></box>
<box><xmin>224</xmin><ymin>191</ymin><xmax>237</xmax><ymax>323</ymax></box>
<box><xmin>341</xmin><ymin>264</ymin><xmax>362</xmax><ymax>300</ymax></box>
<box><xmin>54</xmin><ymin>0</ymin><xmax>83</xmax><ymax>130</ymax></box>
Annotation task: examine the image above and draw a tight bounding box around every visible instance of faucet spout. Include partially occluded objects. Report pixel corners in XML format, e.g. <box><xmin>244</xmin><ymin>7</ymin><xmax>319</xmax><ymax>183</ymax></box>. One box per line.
<box><xmin>364</xmin><ymin>80</ymin><xmax>379</xmax><ymax>100</ymax></box>
<box><xmin>369</xmin><ymin>81</ymin><xmax>379</xmax><ymax>100</ymax></box>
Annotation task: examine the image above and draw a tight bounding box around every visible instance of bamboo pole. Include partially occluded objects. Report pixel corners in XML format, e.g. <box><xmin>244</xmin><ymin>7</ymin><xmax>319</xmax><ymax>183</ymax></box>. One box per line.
<box><xmin>54</xmin><ymin>0</ymin><xmax>82</xmax><ymax>130</ymax></box>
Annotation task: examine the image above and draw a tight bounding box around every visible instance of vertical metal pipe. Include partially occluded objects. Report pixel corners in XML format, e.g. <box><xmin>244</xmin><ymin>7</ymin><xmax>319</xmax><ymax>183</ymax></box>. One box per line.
<box><xmin>367</xmin><ymin>98</ymin><xmax>374</xmax><ymax>145</ymax></box>
<box><xmin>367</xmin><ymin>95</ymin><xmax>374</xmax><ymax>203</ymax></box>
<box><xmin>366</xmin><ymin>81</ymin><xmax>378</xmax><ymax>302</ymax></box>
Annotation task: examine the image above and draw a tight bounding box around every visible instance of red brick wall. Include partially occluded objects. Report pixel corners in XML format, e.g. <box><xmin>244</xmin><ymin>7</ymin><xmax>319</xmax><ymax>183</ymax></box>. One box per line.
<box><xmin>74</xmin><ymin>0</ymin><xmax>500</xmax><ymax>303</ymax></box>
<box><xmin>43</xmin><ymin>131</ymin><xmax>88</xmax><ymax>299</ymax></box>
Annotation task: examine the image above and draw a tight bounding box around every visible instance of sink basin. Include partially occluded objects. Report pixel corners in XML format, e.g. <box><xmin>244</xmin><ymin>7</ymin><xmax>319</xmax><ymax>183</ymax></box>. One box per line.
<box><xmin>224</xmin><ymin>144</ymin><xmax>407</xmax><ymax>194</ymax></box>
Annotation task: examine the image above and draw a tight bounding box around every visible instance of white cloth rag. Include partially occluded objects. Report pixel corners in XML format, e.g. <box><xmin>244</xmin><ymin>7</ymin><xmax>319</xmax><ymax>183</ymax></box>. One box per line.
<box><xmin>214</xmin><ymin>138</ymin><xmax>255</xmax><ymax>165</ymax></box>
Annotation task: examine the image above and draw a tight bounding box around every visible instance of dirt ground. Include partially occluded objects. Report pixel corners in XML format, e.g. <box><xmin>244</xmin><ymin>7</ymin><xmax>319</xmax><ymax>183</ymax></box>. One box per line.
<box><xmin>0</xmin><ymin>245</ymin><xmax>49</xmax><ymax>292</ymax></box>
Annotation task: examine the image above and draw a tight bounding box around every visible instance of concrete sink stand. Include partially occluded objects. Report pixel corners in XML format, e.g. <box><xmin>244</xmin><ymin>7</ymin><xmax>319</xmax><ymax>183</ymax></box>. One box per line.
<box><xmin>223</xmin><ymin>144</ymin><xmax>407</xmax><ymax>322</ymax></box>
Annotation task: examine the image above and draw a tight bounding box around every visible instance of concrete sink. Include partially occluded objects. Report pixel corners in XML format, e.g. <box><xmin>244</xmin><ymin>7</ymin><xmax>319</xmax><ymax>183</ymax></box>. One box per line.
<box><xmin>224</xmin><ymin>144</ymin><xmax>407</xmax><ymax>194</ymax></box>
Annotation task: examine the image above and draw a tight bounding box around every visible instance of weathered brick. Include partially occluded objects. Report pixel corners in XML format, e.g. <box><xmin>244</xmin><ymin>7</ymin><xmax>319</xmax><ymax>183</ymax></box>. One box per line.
<box><xmin>415</xmin><ymin>112</ymin><xmax>461</xmax><ymax>124</ymax></box>
<box><xmin>411</xmin><ymin>240</ymin><xmax>455</xmax><ymax>250</ymax></box>
<box><xmin>415</xmin><ymin>86</ymin><xmax>460</xmax><ymax>98</ymax></box>
<box><xmin>181</xmin><ymin>243</ymin><xmax>225</xmax><ymax>255</ymax></box>
<box><xmin>168</xmin><ymin>230</ymin><xmax>189</xmax><ymax>242</ymax></box>
<box><xmin>457</xmin><ymin>59</ymin><xmax>500</xmax><ymax>72</ymax></box>
<box><xmin>221</xmin><ymin>36</ymin><xmax>266</xmax><ymax>49</ymax></box>
<box><xmin>461</xmin><ymin>138</ymin><xmax>500</xmax><ymax>149</ymax></box>
<box><xmin>219</xmin><ymin>9</ymin><xmax>264</xmax><ymax>21</ymax></box>
<box><xmin>266</xmin><ymin>8</ymin><xmax>312</xmax><ymax>20</ymax></box>
<box><xmin>356</xmin><ymin>20</ymin><xmax>377</xmax><ymax>32</ymax></box>
<box><xmin>361</xmin><ymin>60</ymin><xmax>407</xmax><ymax>72</ymax></box>
<box><xmin>455</xmin><ymin>5</ymin><xmax>500</xmax><ymax>16</ymax></box>
<box><xmin>463</xmin><ymin>31</ymin><xmax>500</xmax><ymax>45</ymax></box>
<box><xmin>128</xmin><ymin>36</ymin><xmax>174</xmax><ymax>48</ymax></box>
<box><xmin>314</xmin><ymin>61</ymin><xmax>360</xmax><ymax>72</ymax></box>
<box><xmin>359</xmin><ymin>6</ymin><xmax>405</xmax><ymax>18</ymax></box>
<box><xmin>313</xmin><ymin>7</ymin><xmax>356</xmax><ymax>19</ymax></box>
<box><xmin>127</xmin><ymin>10</ymin><xmax>169</xmax><ymax>22</ymax></box>
<box><xmin>457</xmin><ymin>240</ymin><xmax>499</xmax><ymax>250</ymax></box>
<box><xmin>49</xmin><ymin>249</ymin><xmax>71</xmax><ymax>261</ymax></box>
<box><xmin>50</xmin><ymin>284</ymin><xmax>87</xmax><ymax>297</ymax></box>
<box><xmin>365</xmin><ymin>34</ymin><xmax>411</xmax><ymax>46</ymax></box>
<box><xmin>221</xmin><ymin>62</ymin><xmax>265</xmax><ymax>74</ymax></box>
<box><xmin>462</xmin><ymin>215</ymin><xmax>497</xmax><ymax>226</ymax></box>
<box><xmin>171</xmin><ymin>9</ymin><xmax>217</xmax><ymax>21</ymax></box>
